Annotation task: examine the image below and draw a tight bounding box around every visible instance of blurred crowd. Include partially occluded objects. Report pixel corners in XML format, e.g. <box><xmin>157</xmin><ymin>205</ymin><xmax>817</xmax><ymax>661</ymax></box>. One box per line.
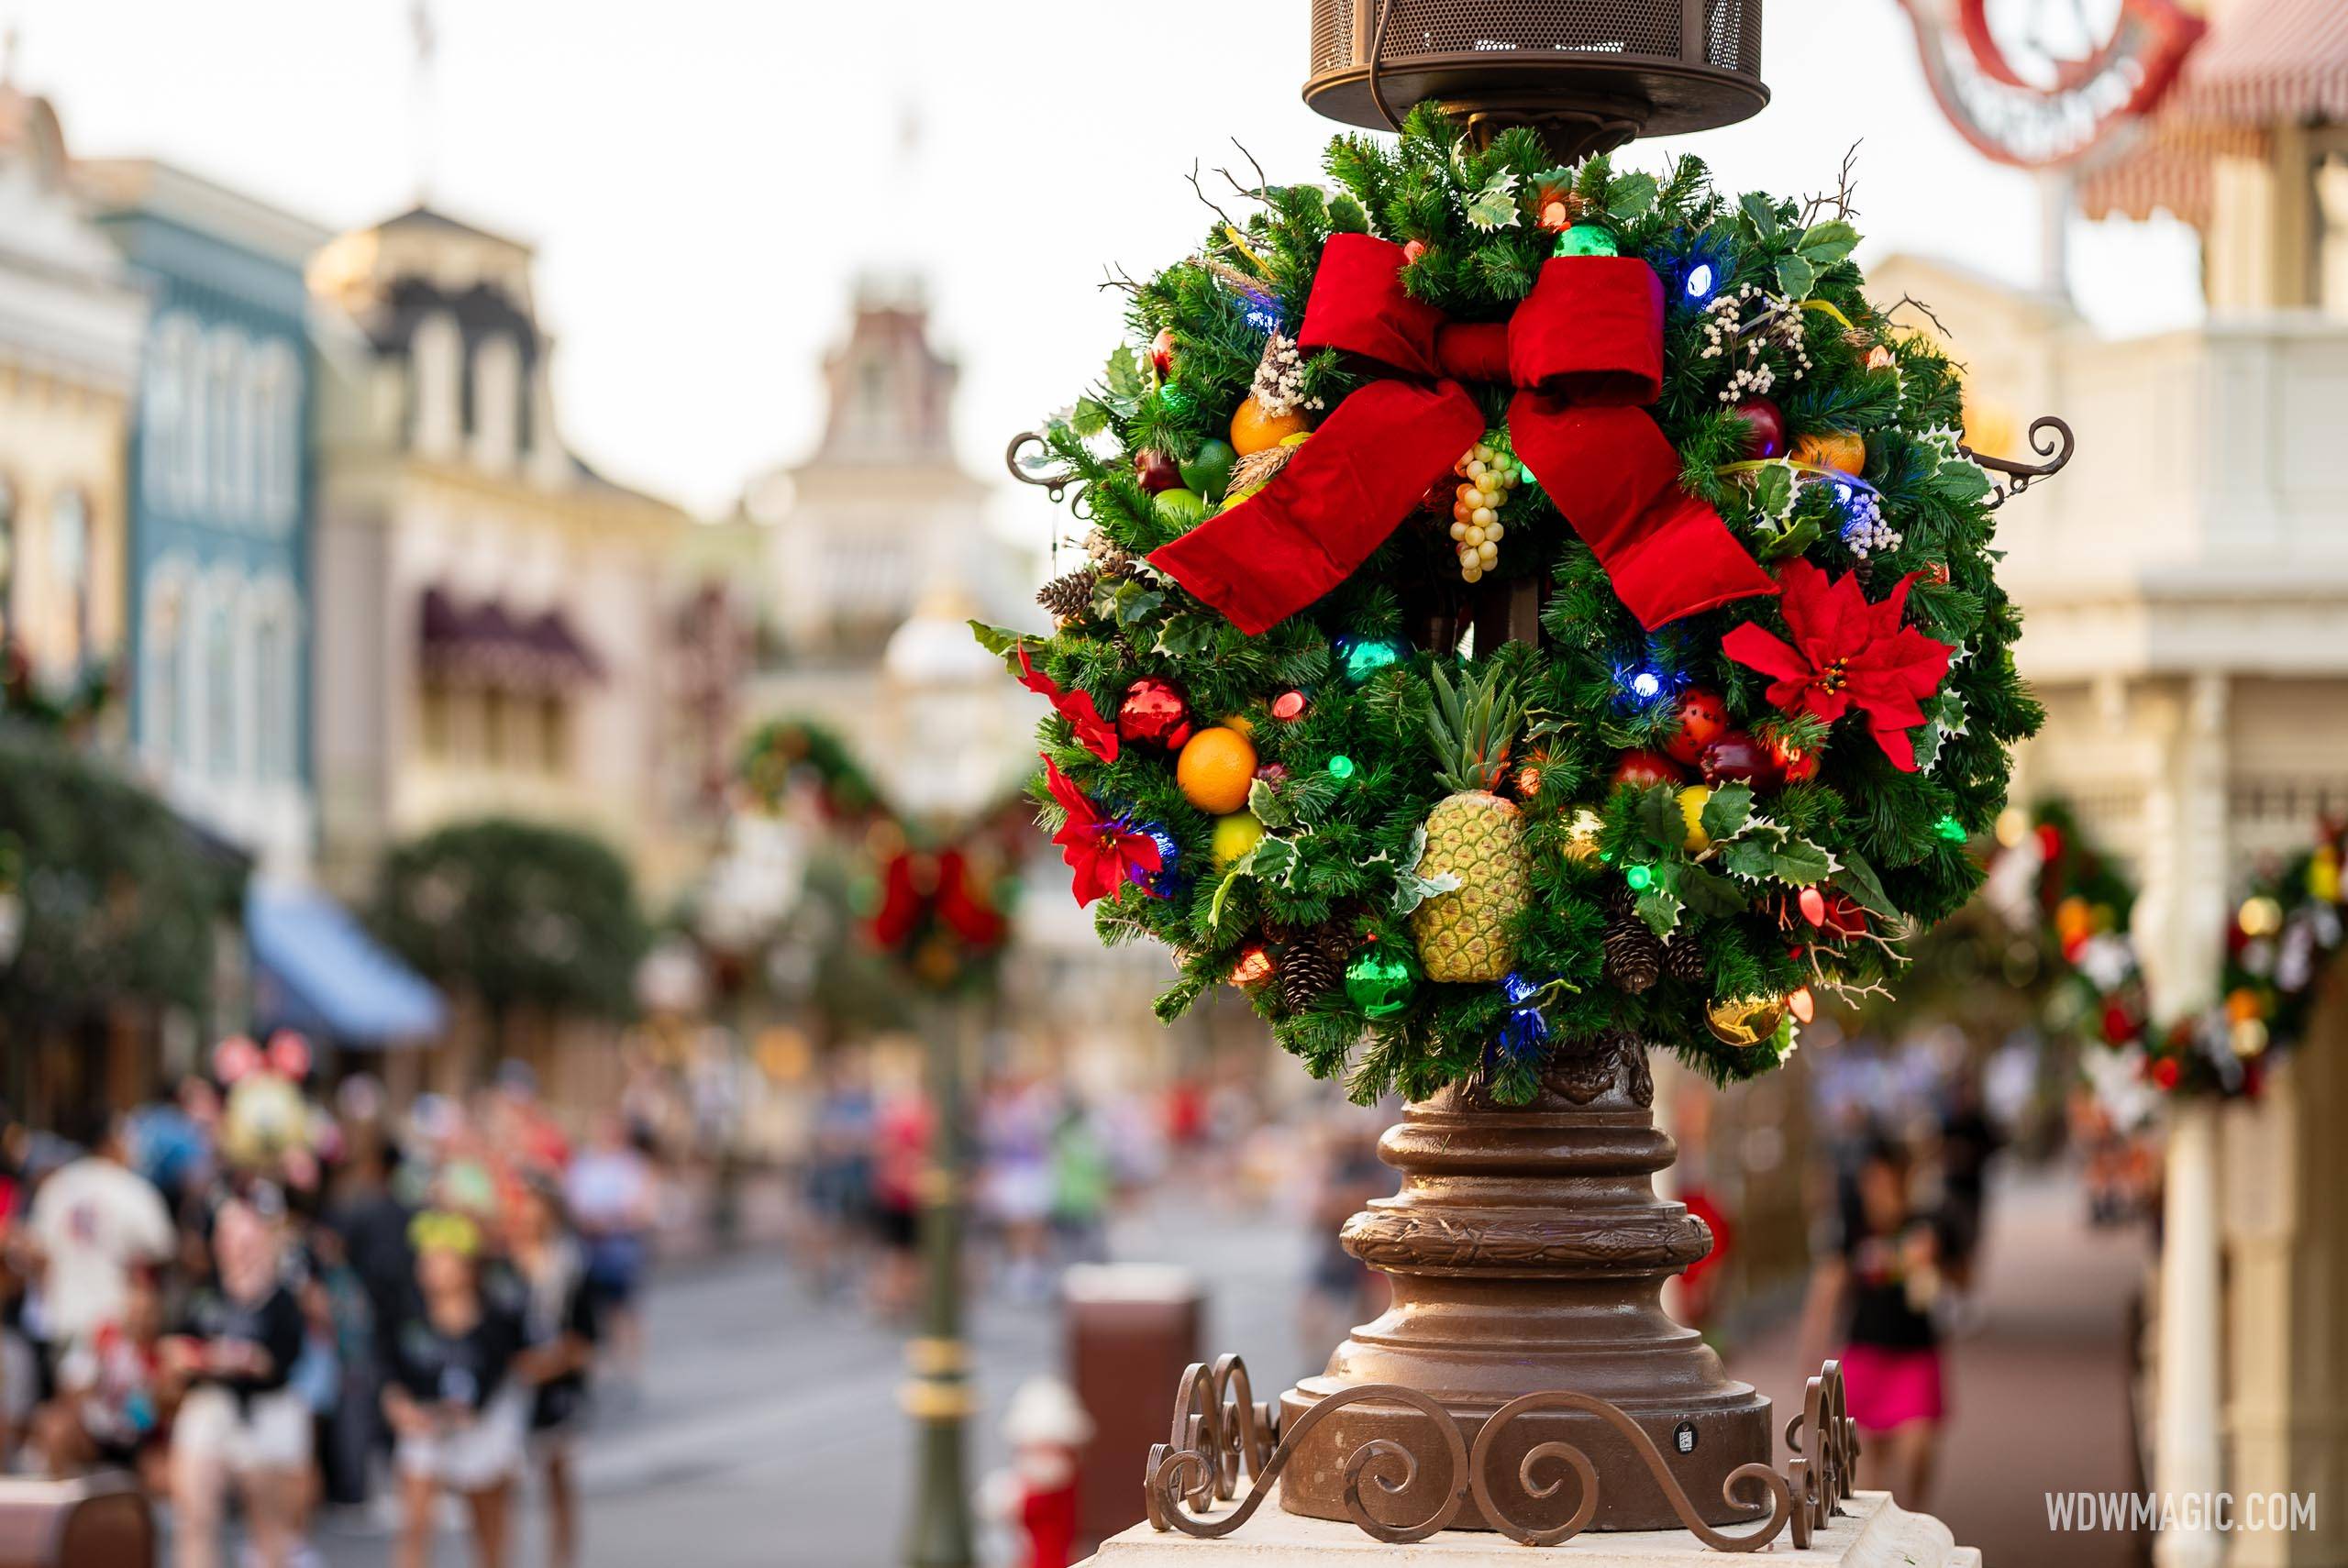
<box><xmin>0</xmin><ymin>1042</ymin><xmax>662</xmax><ymax>1568</ymax></box>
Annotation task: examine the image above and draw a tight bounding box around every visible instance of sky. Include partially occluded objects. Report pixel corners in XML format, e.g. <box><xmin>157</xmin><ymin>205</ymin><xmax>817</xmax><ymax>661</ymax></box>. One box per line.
<box><xmin>6</xmin><ymin>0</ymin><xmax>2204</xmax><ymax>522</ymax></box>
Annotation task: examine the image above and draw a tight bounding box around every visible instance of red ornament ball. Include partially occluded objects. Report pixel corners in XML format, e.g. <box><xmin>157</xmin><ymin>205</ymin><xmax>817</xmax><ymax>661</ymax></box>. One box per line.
<box><xmin>1663</xmin><ymin>689</ymin><xmax>1729</xmax><ymax>765</ymax></box>
<box><xmin>1270</xmin><ymin>690</ymin><xmax>1307</xmax><ymax>722</ymax></box>
<box><xmin>1117</xmin><ymin>678</ymin><xmax>1193</xmax><ymax>749</ymax></box>
<box><xmin>1135</xmin><ymin>449</ymin><xmax>1181</xmax><ymax>493</ymax></box>
<box><xmin>1767</xmin><ymin>733</ymin><xmax>1821</xmax><ymax>783</ymax></box>
<box><xmin>1726</xmin><ymin>397</ymin><xmax>1788</xmax><ymax>460</ymax></box>
<box><xmin>1149</xmin><ymin>328</ymin><xmax>1177</xmax><ymax>376</ymax></box>
<box><xmin>2150</xmin><ymin>1056</ymin><xmax>2181</xmax><ymax>1091</ymax></box>
<box><xmin>1611</xmin><ymin>749</ymin><xmax>1685</xmax><ymax>790</ymax></box>
<box><xmin>1700</xmin><ymin>731</ymin><xmax>1782</xmax><ymax>789</ymax></box>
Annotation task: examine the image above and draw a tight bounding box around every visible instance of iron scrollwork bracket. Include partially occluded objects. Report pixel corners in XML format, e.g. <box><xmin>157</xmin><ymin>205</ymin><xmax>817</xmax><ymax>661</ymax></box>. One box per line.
<box><xmin>1960</xmin><ymin>415</ymin><xmax>2075</xmax><ymax>510</ymax></box>
<box><xmin>1004</xmin><ymin>428</ymin><xmax>1086</xmax><ymax>513</ymax></box>
<box><xmin>1146</xmin><ymin>1355</ymin><xmax>1862</xmax><ymax>1551</ymax></box>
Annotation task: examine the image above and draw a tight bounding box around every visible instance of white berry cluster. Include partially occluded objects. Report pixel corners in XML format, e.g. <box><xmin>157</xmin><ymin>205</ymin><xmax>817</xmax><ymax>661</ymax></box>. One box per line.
<box><xmin>1250</xmin><ymin>334</ymin><xmax>1325</xmax><ymax>420</ymax></box>
<box><xmin>1697</xmin><ymin>286</ymin><xmax>1812</xmax><ymax>403</ymax></box>
<box><xmin>1447</xmin><ymin>439</ymin><xmax>1521</xmax><ymax>583</ymax></box>
<box><xmin>1833</xmin><ymin>484</ymin><xmax>1903</xmax><ymax>558</ymax></box>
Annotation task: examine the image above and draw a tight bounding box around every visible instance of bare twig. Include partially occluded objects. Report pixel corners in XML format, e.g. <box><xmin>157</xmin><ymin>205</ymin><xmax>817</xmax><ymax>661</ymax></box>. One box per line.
<box><xmin>1097</xmin><ymin>263</ymin><xmax>1145</xmax><ymax>298</ymax></box>
<box><xmin>1230</xmin><ymin>138</ymin><xmax>1271</xmax><ymax>200</ymax></box>
<box><xmin>1885</xmin><ymin>292</ymin><xmax>1952</xmax><ymax>338</ymax></box>
<box><xmin>1184</xmin><ymin>160</ymin><xmax>1245</xmax><ymax>235</ymax></box>
<box><xmin>1799</xmin><ymin>141</ymin><xmax>1862</xmax><ymax>227</ymax></box>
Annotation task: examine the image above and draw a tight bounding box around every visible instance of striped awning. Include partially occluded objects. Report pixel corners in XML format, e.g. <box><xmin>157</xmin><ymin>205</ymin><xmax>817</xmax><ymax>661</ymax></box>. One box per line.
<box><xmin>2078</xmin><ymin>0</ymin><xmax>2348</xmax><ymax>224</ymax></box>
<box><xmin>2161</xmin><ymin>0</ymin><xmax>2348</xmax><ymax>126</ymax></box>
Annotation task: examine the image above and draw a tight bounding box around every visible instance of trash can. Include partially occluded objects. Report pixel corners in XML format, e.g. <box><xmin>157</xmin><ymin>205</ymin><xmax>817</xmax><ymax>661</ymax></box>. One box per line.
<box><xmin>0</xmin><ymin>1475</ymin><xmax>153</xmax><ymax>1568</ymax></box>
<box><xmin>1063</xmin><ymin>1263</ymin><xmax>1204</xmax><ymax>1555</ymax></box>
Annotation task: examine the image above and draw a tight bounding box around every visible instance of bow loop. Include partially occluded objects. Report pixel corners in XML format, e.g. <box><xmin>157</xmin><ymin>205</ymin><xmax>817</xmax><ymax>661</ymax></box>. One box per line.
<box><xmin>1150</xmin><ymin>235</ymin><xmax>1778</xmax><ymax>635</ymax></box>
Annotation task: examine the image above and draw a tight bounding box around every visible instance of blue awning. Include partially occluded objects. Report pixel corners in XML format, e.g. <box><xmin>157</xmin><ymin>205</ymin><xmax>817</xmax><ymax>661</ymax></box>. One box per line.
<box><xmin>247</xmin><ymin>883</ymin><xmax>447</xmax><ymax>1045</ymax></box>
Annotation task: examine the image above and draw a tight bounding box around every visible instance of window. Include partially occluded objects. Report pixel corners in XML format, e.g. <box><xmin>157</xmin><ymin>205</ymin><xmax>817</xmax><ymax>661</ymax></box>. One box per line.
<box><xmin>205</xmin><ymin>329</ymin><xmax>248</xmax><ymax>518</ymax></box>
<box><xmin>203</xmin><ymin>587</ymin><xmax>237</xmax><ymax>778</ymax></box>
<box><xmin>249</xmin><ymin>590</ymin><xmax>296</xmax><ymax>782</ymax></box>
<box><xmin>252</xmin><ymin>340</ymin><xmax>300</xmax><ymax>530</ymax></box>
<box><xmin>145</xmin><ymin>314</ymin><xmax>199</xmax><ymax>513</ymax></box>
<box><xmin>142</xmin><ymin>569</ymin><xmax>186</xmax><ymax>767</ymax></box>
<box><xmin>50</xmin><ymin>491</ymin><xmax>91</xmax><ymax>666</ymax></box>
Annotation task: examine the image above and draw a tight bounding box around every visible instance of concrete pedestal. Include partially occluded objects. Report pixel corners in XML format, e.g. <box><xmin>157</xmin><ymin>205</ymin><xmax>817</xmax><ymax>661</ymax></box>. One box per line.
<box><xmin>1080</xmin><ymin>1489</ymin><xmax>1978</xmax><ymax>1568</ymax></box>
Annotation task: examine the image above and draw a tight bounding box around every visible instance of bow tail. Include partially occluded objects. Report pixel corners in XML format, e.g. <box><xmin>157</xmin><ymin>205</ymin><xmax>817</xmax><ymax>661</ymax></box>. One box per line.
<box><xmin>1509</xmin><ymin>396</ymin><xmax>1779</xmax><ymax>631</ymax></box>
<box><xmin>1148</xmin><ymin>380</ymin><xmax>1485</xmax><ymax>636</ymax></box>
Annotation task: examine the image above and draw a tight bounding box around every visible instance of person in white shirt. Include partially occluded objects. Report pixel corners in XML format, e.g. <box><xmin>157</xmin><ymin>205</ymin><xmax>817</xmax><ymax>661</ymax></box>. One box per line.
<box><xmin>26</xmin><ymin>1114</ymin><xmax>177</xmax><ymax>1360</ymax></box>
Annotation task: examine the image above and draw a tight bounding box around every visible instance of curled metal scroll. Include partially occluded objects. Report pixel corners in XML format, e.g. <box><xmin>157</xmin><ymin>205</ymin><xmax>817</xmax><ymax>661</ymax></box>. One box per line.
<box><xmin>1003</xmin><ymin>429</ymin><xmax>1080</xmax><ymax>505</ymax></box>
<box><xmin>1781</xmin><ymin>1359</ymin><xmax>1860</xmax><ymax>1549</ymax></box>
<box><xmin>1146</xmin><ymin>1358</ymin><xmax>1468</xmax><ymax>1544</ymax></box>
<box><xmin>1471</xmin><ymin>1391</ymin><xmax>1791</xmax><ymax>1551</ymax></box>
<box><xmin>1960</xmin><ymin>415</ymin><xmax>2075</xmax><ymax>510</ymax></box>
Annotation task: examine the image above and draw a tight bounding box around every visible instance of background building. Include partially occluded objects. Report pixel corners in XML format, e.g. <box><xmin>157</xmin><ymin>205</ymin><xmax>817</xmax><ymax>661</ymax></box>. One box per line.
<box><xmin>80</xmin><ymin>158</ymin><xmax>328</xmax><ymax>878</ymax></box>
<box><xmin>0</xmin><ymin>83</ymin><xmax>143</xmax><ymax>713</ymax></box>
<box><xmin>305</xmin><ymin>206</ymin><xmax>705</xmax><ymax>901</ymax></box>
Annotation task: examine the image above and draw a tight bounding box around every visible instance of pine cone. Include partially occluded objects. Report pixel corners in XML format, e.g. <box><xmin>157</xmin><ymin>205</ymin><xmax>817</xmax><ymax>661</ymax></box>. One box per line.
<box><xmin>1279</xmin><ymin>939</ymin><xmax>1341</xmax><ymax>1013</ymax></box>
<box><xmin>1036</xmin><ymin>569</ymin><xmax>1100</xmax><ymax>623</ymax></box>
<box><xmin>1663</xmin><ymin>933</ymin><xmax>1708</xmax><ymax>986</ymax></box>
<box><xmin>1602</xmin><ymin>915</ymin><xmax>1664</xmax><ymax>995</ymax></box>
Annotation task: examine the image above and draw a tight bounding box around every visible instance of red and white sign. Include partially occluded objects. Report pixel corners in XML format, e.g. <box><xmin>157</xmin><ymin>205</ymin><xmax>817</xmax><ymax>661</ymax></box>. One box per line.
<box><xmin>1897</xmin><ymin>0</ymin><xmax>2206</xmax><ymax>167</ymax></box>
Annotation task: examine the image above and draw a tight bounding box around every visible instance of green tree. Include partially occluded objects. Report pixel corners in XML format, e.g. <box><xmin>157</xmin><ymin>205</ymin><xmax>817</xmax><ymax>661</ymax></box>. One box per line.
<box><xmin>374</xmin><ymin>818</ymin><xmax>648</xmax><ymax>1038</ymax></box>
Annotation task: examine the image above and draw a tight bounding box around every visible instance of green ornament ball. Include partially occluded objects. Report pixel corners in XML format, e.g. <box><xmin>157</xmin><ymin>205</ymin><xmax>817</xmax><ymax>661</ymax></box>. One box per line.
<box><xmin>1159</xmin><ymin>383</ymin><xmax>1200</xmax><ymax>420</ymax></box>
<box><xmin>1152</xmin><ymin>487</ymin><xmax>1206</xmax><ymax>530</ymax></box>
<box><xmin>1554</xmin><ymin>224</ymin><xmax>1619</xmax><ymax>259</ymax></box>
<box><xmin>1334</xmin><ymin>633</ymin><xmax>1409</xmax><ymax>686</ymax></box>
<box><xmin>1179</xmin><ymin>437</ymin><xmax>1237</xmax><ymax>502</ymax></box>
<box><xmin>1345</xmin><ymin>947</ymin><xmax>1415</xmax><ymax>1019</ymax></box>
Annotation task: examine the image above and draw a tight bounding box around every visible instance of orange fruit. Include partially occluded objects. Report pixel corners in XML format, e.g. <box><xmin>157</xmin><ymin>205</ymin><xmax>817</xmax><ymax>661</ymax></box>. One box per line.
<box><xmin>1176</xmin><ymin>725</ymin><xmax>1257</xmax><ymax>814</ymax></box>
<box><xmin>1792</xmin><ymin>430</ymin><xmax>1866</xmax><ymax>476</ymax></box>
<box><xmin>1230</xmin><ymin>394</ymin><xmax>1310</xmax><ymax>457</ymax></box>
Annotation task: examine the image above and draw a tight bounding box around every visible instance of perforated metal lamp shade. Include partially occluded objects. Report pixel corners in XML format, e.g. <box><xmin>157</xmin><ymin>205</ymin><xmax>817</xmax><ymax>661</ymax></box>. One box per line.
<box><xmin>1304</xmin><ymin>0</ymin><xmax>1768</xmax><ymax>160</ymax></box>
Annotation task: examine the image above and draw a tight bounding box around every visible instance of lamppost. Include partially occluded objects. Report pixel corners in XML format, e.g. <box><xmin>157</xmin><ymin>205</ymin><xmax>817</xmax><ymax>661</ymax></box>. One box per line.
<box><xmin>692</xmin><ymin>810</ymin><xmax>804</xmax><ymax>1247</ymax></box>
<box><xmin>882</xmin><ymin>587</ymin><xmax>1016</xmax><ymax>1568</ymax></box>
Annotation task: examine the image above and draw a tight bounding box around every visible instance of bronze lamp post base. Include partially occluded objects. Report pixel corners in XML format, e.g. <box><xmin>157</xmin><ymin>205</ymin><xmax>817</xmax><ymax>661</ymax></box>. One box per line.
<box><xmin>1275</xmin><ymin>1032</ymin><xmax>1772</xmax><ymax>1532</ymax></box>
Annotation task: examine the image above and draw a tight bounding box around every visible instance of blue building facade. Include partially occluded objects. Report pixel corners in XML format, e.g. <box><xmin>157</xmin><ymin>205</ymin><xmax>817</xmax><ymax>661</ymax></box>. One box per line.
<box><xmin>83</xmin><ymin>160</ymin><xmax>327</xmax><ymax>875</ymax></box>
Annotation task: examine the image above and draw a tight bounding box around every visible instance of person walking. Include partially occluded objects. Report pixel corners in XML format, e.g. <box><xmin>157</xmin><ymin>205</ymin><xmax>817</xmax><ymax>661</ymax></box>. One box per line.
<box><xmin>507</xmin><ymin>1177</ymin><xmax>598</xmax><ymax>1568</ymax></box>
<box><xmin>564</xmin><ymin>1119</ymin><xmax>656</xmax><ymax>1395</ymax></box>
<box><xmin>23</xmin><ymin>1110</ymin><xmax>176</xmax><ymax>1397</ymax></box>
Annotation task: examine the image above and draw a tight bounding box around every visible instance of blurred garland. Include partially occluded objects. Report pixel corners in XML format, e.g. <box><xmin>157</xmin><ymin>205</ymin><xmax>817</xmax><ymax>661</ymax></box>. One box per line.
<box><xmin>737</xmin><ymin>718</ymin><xmax>1021</xmax><ymax>994</ymax></box>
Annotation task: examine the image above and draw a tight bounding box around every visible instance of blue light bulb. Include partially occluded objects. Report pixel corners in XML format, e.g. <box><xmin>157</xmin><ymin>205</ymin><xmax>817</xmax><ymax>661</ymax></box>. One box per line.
<box><xmin>1630</xmin><ymin>670</ymin><xmax>1663</xmax><ymax>701</ymax></box>
<box><xmin>1683</xmin><ymin>262</ymin><xmax>1716</xmax><ymax>303</ymax></box>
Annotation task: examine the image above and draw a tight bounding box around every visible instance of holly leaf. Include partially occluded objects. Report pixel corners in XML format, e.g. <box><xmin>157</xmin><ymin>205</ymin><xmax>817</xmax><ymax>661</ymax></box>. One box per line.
<box><xmin>1796</xmin><ymin>220</ymin><xmax>1860</xmax><ymax>266</ymax></box>
<box><xmin>1390</xmin><ymin>826</ymin><xmax>1463</xmax><ymax>916</ymax></box>
<box><xmin>1776</xmin><ymin>254</ymin><xmax>1818</xmax><ymax>301</ymax></box>
<box><xmin>1103</xmin><ymin>344</ymin><xmax>1146</xmax><ymax>401</ymax></box>
<box><xmin>1722</xmin><ymin>837</ymin><xmax>1777</xmax><ymax>882</ymax></box>
<box><xmin>1070</xmin><ymin>397</ymin><xmax>1113</xmax><ymax>437</ymax></box>
<box><xmin>1678</xmin><ymin>864</ymin><xmax>1748</xmax><ymax>919</ymax></box>
<box><xmin>1768</xmin><ymin>835</ymin><xmax>1838</xmax><ymax>887</ymax></box>
<box><xmin>1634</xmin><ymin>784</ymin><xmax>1687</xmax><ymax>854</ymax></box>
<box><xmin>968</xmin><ymin>621</ymin><xmax>1024</xmax><ymax>663</ymax></box>
<box><xmin>1206</xmin><ymin>836</ymin><xmax>1301</xmax><ymax>930</ymax></box>
<box><xmin>1635</xmin><ymin>884</ymin><xmax>1685</xmax><ymax>939</ymax></box>
<box><xmin>1098</xmin><ymin>578</ymin><xmax>1164</xmax><ymax>625</ymax></box>
<box><xmin>1833</xmin><ymin>849</ymin><xmax>1899</xmax><ymax>922</ymax></box>
<box><xmin>1605</xmin><ymin>171</ymin><xmax>1657</xmax><ymax>221</ymax></box>
<box><xmin>1739</xmin><ymin>192</ymin><xmax>1780</xmax><ymax>240</ymax></box>
<box><xmin>1464</xmin><ymin>169</ymin><xmax>1523</xmax><ymax>231</ymax></box>
<box><xmin>1758</xmin><ymin>516</ymin><xmax>1821</xmax><ymax>562</ymax></box>
<box><xmin>1154</xmin><ymin>613</ymin><xmax>1220</xmax><ymax>658</ymax></box>
<box><xmin>1930</xmin><ymin>458</ymin><xmax>1993</xmax><ymax>503</ymax></box>
<box><xmin>1700</xmin><ymin>782</ymin><xmax>1755</xmax><ymax>841</ymax></box>
<box><xmin>1328</xmin><ymin>193</ymin><xmax>1369</xmax><ymax>234</ymax></box>
<box><xmin>1752</xmin><ymin>462</ymin><xmax>1796</xmax><ymax>522</ymax></box>
<box><xmin>1247</xmin><ymin>776</ymin><xmax>1293</xmax><ymax>830</ymax></box>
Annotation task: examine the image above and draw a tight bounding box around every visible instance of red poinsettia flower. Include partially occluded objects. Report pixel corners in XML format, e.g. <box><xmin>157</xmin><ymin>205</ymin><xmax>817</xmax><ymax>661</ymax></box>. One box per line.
<box><xmin>1041</xmin><ymin>756</ymin><xmax>1162</xmax><ymax>907</ymax></box>
<box><xmin>1017</xmin><ymin>645</ymin><xmax>1118</xmax><ymax>762</ymax></box>
<box><xmin>1720</xmin><ymin>559</ymin><xmax>1952</xmax><ymax>772</ymax></box>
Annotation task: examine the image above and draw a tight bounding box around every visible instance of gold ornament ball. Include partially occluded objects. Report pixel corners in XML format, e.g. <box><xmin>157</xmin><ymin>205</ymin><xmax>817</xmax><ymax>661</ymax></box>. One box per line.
<box><xmin>1678</xmin><ymin>786</ymin><xmax>1711</xmax><ymax>853</ymax></box>
<box><xmin>1211</xmin><ymin>812</ymin><xmax>1266</xmax><ymax>867</ymax></box>
<box><xmin>1705</xmin><ymin>994</ymin><xmax>1787</xmax><ymax>1049</ymax></box>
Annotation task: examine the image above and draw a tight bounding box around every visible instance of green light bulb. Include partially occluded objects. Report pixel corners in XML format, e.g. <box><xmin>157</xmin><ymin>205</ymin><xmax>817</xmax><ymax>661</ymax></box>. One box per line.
<box><xmin>1327</xmin><ymin>755</ymin><xmax>1356</xmax><ymax>780</ymax></box>
<box><xmin>1933</xmin><ymin>814</ymin><xmax>1968</xmax><ymax>843</ymax></box>
<box><xmin>1624</xmin><ymin>864</ymin><xmax>1654</xmax><ymax>891</ymax></box>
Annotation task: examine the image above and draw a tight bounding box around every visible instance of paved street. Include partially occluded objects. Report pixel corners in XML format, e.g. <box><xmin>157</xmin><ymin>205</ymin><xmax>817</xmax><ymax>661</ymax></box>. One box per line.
<box><xmin>305</xmin><ymin>1169</ymin><xmax>2147</xmax><ymax>1567</ymax></box>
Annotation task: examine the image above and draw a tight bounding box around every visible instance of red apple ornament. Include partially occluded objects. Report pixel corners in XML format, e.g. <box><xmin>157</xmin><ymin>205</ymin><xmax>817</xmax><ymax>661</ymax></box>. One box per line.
<box><xmin>1726</xmin><ymin>397</ymin><xmax>1788</xmax><ymax>460</ymax></box>
<box><xmin>1149</xmin><ymin>328</ymin><xmax>1177</xmax><ymax>376</ymax></box>
<box><xmin>1700</xmin><ymin>731</ymin><xmax>1782</xmax><ymax>788</ymax></box>
<box><xmin>1135</xmin><ymin>449</ymin><xmax>1181</xmax><ymax>493</ymax></box>
<box><xmin>1612</xmin><ymin>750</ymin><xmax>1686</xmax><ymax>790</ymax></box>
<box><xmin>1663</xmin><ymin>689</ymin><xmax>1729</xmax><ymax>766</ymax></box>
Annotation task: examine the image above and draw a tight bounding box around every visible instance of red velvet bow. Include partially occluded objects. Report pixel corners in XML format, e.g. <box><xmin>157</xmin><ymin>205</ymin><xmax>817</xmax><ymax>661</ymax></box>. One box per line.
<box><xmin>1148</xmin><ymin>233</ymin><xmax>1779</xmax><ymax>635</ymax></box>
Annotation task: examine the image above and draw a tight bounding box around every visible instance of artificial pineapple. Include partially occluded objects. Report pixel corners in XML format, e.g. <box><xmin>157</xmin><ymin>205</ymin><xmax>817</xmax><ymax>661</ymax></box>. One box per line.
<box><xmin>1409</xmin><ymin>663</ymin><xmax>1533</xmax><ymax>983</ymax></box>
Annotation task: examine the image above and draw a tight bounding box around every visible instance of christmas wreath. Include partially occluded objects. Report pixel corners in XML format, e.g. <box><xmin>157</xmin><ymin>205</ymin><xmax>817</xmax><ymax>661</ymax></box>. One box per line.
<box><xmin>984</xmin><ymin>107</ymin><xmax>2042</xmax><ymax>1102</ymax></box>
